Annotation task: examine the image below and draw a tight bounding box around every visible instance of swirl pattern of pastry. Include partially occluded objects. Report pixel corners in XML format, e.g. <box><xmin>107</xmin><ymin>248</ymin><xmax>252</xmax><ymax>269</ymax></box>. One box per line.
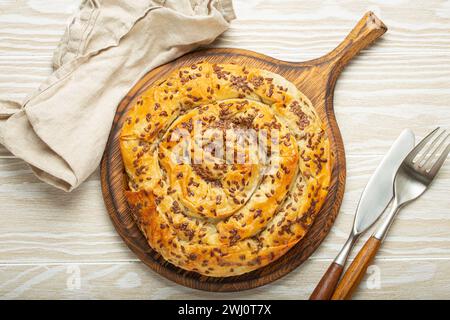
<box><xmin>120</xmin><ymin>62</ymin><xmax>331</xmax><ymax>277</ymax></box>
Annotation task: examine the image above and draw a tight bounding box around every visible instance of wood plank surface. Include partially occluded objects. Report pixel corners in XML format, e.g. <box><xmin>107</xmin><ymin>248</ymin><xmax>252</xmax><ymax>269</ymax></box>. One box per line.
<box><xmin>1</xmin><ymin>258</ymin><xmax>449</xmax><ymax>300</ymax></box>
<box><xmin>0</xmin><ymin>0</ymin><xmax>449</xmax><ymax>299</ymax></box>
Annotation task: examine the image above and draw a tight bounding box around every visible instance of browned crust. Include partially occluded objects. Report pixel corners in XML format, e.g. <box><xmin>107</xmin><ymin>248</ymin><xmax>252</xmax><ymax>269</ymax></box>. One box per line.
<box><xmin>119</xmin><ymin>62</ymin><xmax>331</xmax><ymax>277</ymax></box>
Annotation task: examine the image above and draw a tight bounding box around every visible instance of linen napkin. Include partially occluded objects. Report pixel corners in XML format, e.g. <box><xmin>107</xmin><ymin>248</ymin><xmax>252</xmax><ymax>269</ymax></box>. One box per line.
<box><xmin>0</xmin><ymin>0</ymin><xmax>235</xmax><ymax>191</ymax></box>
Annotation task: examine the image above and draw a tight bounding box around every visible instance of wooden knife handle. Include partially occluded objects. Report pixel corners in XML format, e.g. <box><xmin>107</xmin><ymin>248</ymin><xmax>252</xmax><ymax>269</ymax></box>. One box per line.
<box><xmin>331</xmin><ymin>236</ymin><xmax>382</xmax><ymax>300</ymax></box>
<box><xmin>309</xmin><ymin>262</ymin><xmax>344</xmax><ymax>300</ymax></box>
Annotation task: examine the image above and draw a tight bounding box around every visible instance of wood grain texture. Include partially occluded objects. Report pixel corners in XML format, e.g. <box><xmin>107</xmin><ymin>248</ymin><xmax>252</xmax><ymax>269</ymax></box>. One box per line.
<box><xmin>1</xmin><ymin>257</ymin><xmax>449</xmax><ymax>300</ymax></box>
<box><xmin>332</xmin><ymin>236</ymin><xmax>382</xmax><ymax>300</ymax></box>
<box><xmin>0</xmin><ymin>0</ymin><xmax>450</xmax><ymax>299</ymax></box>
<box><xmin>309</xmin><ymin>262</ymin><xmax>344</xmax><ymax>300</ymax></box>
<box><xmin>101</xmin><ymin>12</ymin><xmax>386</xmax><ymax>291</ymax></box>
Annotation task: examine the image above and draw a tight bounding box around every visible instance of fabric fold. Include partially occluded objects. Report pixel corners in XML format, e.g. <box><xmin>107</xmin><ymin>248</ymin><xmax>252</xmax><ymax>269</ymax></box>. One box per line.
<box><xmin>0</xmin><ymin>0</ymin><xmax>235</xmax><ymax>192</ymax></box>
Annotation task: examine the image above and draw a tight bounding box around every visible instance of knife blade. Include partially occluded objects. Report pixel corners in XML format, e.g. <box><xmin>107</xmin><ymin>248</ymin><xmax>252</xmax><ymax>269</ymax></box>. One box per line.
<box><xmin>310</xmin><ymin>128</ymin><xmax>415</xmax><ymax>300</ymax></box>
<box><xmin>352</xmin><ymin>128</ymin><xmax>416</xmax><ymax>235</ymax></box>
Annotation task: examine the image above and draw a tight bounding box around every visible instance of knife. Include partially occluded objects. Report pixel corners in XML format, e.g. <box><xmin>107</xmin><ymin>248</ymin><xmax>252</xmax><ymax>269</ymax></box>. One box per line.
<box><xmin>309</xmin><ymin>129</ymin><xmax>415</xmax><ymax>300</ymax></box>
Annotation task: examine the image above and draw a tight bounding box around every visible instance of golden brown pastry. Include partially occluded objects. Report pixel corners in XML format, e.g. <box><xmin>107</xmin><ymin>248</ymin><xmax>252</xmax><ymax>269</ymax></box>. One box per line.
<box><xmin>120</xmin><ymin>62</ymin><xmax>331</xmax><ymax>277</ymax></box>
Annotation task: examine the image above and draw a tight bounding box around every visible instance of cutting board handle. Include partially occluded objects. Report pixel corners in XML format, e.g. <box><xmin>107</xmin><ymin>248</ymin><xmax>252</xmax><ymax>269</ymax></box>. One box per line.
<box><xmin>320</xmin><ymin>11</ymin><xmax>387</xmax><ymax>74</ymax></box>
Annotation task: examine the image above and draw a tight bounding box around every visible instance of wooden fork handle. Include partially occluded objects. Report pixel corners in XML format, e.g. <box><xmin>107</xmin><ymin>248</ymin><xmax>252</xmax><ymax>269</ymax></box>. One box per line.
<box><xmin>309</xmin><ymin>262</ymin><xmax>344</xmax><ymax>300</ymax></box>
<box><xmin>331</xmin><ymin>236</ymin><xmax>382</xmax><ymax>300</ymax></box>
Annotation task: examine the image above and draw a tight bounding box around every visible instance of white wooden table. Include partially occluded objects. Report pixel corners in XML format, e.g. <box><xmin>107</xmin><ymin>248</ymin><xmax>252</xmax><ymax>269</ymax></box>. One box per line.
<box><xmin>1</xmin><ymin>0</ymin><xmax>449</xmax><ymax>299</ymax></box>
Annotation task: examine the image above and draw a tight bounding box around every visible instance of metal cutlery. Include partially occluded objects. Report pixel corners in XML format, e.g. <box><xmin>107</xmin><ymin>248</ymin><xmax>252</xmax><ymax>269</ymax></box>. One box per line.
<box><xmin>310</xmin><ymin>129</ymin><xmax>415</xmax><ymax>300</ymax></box>
<box><xmin>331</xmin><ymin>127</ymin><xmax>450</xmax><ymax>300</ymax></box>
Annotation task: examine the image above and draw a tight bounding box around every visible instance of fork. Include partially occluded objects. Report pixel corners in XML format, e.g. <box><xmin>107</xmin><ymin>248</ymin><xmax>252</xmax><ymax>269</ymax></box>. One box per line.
<box><xmin>331</xmin><ymin>127</ymin><xmax>450</xmax><ymax>300</ymax></box>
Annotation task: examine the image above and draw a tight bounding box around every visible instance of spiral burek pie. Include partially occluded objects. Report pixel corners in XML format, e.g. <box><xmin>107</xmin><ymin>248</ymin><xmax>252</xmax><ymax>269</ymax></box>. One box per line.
<box><xmin>120</xmin><ymin>62</ymin><xmax>331</xmax><ymax>277</ymax></box>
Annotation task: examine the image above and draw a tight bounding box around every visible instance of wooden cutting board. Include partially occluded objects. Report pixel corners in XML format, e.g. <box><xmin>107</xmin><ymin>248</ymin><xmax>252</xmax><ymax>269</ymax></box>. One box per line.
<box><xmin>100</xmin><ymin>12</ymin><xmax>387</xmax><ymax>292</ymax></box>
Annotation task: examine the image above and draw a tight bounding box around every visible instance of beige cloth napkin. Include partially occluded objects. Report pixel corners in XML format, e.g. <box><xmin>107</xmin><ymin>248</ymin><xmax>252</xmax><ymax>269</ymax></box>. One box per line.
<box><xmin>0</xmin><ymin>0</ymin><xmax>235</xmax><ymax>191</ymax></box>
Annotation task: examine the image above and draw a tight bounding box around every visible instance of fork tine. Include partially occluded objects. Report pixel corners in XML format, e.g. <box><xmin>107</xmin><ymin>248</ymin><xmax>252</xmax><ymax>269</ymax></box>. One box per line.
<box><xmin>416</xmin><ymin>130</ymin><xmax>446</xmax><ymax>166</ymax></box>
<box><xmin>428</xmin><ymin>141</ymin><xmax>450</xmax><ymax>178</ymax></box>
<box><xmin>405</xmin><ymin>127</ymin><xmax>440</xmax><ymax>163</ymax></box>
<box><xmin>422</xmin><ymin>132</ymin><xmax>449</xmax><ymax>169</ymax></box>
